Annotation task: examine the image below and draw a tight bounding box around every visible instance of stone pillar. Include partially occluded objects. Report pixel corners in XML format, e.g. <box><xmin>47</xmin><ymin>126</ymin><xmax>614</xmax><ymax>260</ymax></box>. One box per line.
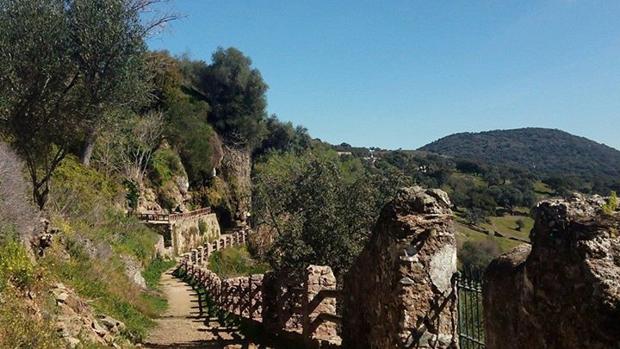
<box><xmin>342</xmin><ymin>186</ymin><xmax>458</xmax><ymax>349</ymax></box>
<box><xmin>484</xmin><ymin>194</ymin><xmax>620</xmax><ymax>349</ymax></box>
<box><xmin>190</xmin><ymin>248</ymin><xmax>198</xmax><ymax>264</ymax></box>
<box><xmin>197</xmin><ymin>246</ymin><xmax>204</xmax><ymax>265</ymax></box>
<box><xmin>249</xmin><ymin>274</ymin><xmax>263</xmax><ymax>320</ymax></box>
<box><xmin>304</xmin><ymin>265</ymin><xmax>338</xmax><ymax>342</ymax></box>
<box><xmin>204</xmin><ymin>243</ymin><xmax>211</xmax><ymax>260</ymax></box>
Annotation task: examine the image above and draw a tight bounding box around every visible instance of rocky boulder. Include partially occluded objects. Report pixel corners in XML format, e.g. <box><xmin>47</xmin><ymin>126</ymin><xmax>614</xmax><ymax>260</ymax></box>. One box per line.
<box><xmin>484</xmin><ymin>193</ymin><xmax>620</xmax><ymax>349</ymax></box>
<box><xmin>342</xmin><ymin>186</ymin><xmax>458</xmax><ymax>349</ymax></box>
<box><xmin>51</xmin><ymin>283</ymin><xmax>127</xmax><ymax>348</ymax></box>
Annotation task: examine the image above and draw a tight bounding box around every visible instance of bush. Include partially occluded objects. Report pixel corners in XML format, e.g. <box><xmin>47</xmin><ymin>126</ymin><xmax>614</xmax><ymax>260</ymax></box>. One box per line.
<box><xmin>124</xmin><ymin>179</ymin><xmax>140</xmax><ymax>211</ymax></box>
<box><xmin>150</xmin><ymin>147</ymin><xmax>186</xmax><ymax>186</ymax></box>
<box><xmin>459</xmin><ymin>239</ymin><xmax>501</xmax><ymax>271</ymax></box>
<box><xmin>198</xmin><ymin>219</ymin><xmax>207</xmax><ymax>235</ymax></box>
<box><xmin>49</xmin><ymin>156</ymin><xmax>120</xmax><ymax>218</ymax></box>
<box><xmin>143</xmin><ymin>257</ymin><xmax>175</xmax><ymax>289</ymax></box>
<box><xmin>0</xmin><ymin>232</ymin><xmax>35</xmax><ymax>291</ymax></box>
<box><xmin>0</xmin><ymin>287</ymin><xmax>62</xmax><ymax>348</ymax></box>
<box><xmin>602</xmin><ymin>191</ymin><xmax>618</xmax><ymax>215</ymax></box>
<box><xmin>208</xmin><ymin>246</ymin><xmax>270</xmax><ymax>278</ymax></box>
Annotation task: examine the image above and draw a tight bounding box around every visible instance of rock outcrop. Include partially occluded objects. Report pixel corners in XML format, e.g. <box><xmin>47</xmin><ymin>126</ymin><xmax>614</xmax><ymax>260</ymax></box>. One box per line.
<box><xmin>484</xmin><ymin>194</ymin><xmax>620</xmax><ymax>349</ymax></box>
<box><xmin>120</xmin><ymin>254</ymin><xmax>147</xmax><ymax>289</ymax></box>
<box><xmin>220</xmin><ymin>145</ymin><xmax>252</xmax><ymax>224</ymax></box>
<box><xmin>0</xmin><ymin>142</ymin><xmax>41</xmax><ymax>247</ymax></box>
<box><xmin>51</xmin><ymin>283</ymin><xmax>127</xmax><ymax>348</ymax></box>
<box><xmin>342</xmin><ymin>186</ymin><xmax>458</xmax><ymax>349</ymax></box>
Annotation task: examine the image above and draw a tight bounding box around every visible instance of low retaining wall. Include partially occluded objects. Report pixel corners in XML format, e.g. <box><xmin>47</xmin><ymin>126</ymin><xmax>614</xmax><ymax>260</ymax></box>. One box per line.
<box><xmin>144</xmin><ymin>209</ymin><xmax>221</xmax><ymax>257</ymax></box>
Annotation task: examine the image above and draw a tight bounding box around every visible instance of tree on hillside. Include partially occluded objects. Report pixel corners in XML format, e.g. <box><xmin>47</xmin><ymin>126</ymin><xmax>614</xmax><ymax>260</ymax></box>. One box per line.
<box><xmin>69</xmin><ymin>0</ymin><xmax>175</xmax><ymax>166</ymax></box>
<box><xmin>252</xmin><ymin>148</ymin><xmax>398</xmax><ymax>277</ymax></box>
<box><xmin>254</xmin><ymin>115</ymin><xmax>311</xmax><ymax>157</ymax></box>
<box><xmin>194</xmin><ymin>47</ymin><xmax>269</xmax><ymax>148</ymax></box>
<box><xmin>0</xmin><ymin>0</ymin><xmax>173</xmax><ymax>208</ymax></box>
<box><xmin>0</xmin><ymin>0</ymin><xmax>82</xmax><ymax>208</ymax></box>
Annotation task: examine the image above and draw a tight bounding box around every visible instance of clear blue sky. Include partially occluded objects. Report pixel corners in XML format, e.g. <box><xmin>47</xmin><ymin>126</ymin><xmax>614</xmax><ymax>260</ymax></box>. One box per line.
<box><xmin>147</xmin><ymin>0</ymin><xmax>620</xmax><ymax>150</ymax></box>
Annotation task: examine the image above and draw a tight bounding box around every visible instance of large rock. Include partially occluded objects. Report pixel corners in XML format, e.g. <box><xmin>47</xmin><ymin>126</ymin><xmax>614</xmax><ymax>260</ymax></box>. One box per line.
<box><xmin>221</xmin><ymin>145</ymin><xmax>252</xmax><ymax>223</ymax></box>
<box><xmin>51</xmin><ymin>283</ymin><xmax>127</xmax><ymax>347</ymax></box>
<box><xmin>120</xmin><ymin>254</ymin><xmax>147</xmax><ymax>289</ymax></box>
<box><xmin>484</xmin><ymin>194</ymin><xmax>620</xmax><ymax>349</ymax></box>
<box><xmin>342</xmin><ymin>186</ymin><xmax>458</xmax><ymax>349</ymax></box>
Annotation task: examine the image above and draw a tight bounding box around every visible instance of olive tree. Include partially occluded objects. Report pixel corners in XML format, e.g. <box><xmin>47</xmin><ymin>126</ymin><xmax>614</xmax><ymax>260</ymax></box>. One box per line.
<box><xmin>0</xmin><ymin>0</ymin><xmax>174</xmax><ymax>208</ymax></box>
<box><xmin>69</xmin><ymin>0</ymin><xmax>175</xmax><ymax>165</ymax></box>
<box><xmin>0</xmin><ymin>0</ymin><xmax>81</xmax><ymax>208</ymax></box>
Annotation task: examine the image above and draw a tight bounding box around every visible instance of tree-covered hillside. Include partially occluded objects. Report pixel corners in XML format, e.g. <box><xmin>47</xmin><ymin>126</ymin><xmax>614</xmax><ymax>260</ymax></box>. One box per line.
<box><xmin>420</xmin><ymin>128</ymin><xmax>620</xmax><ymax>193</ymax></box>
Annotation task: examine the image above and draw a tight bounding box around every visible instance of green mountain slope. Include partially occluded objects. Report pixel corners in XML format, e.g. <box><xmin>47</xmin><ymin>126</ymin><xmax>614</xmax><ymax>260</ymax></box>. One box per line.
<box><xmin>419</xmin><ymin>128</ymin><xmax>620</xmax><ymax>182</ymax></box>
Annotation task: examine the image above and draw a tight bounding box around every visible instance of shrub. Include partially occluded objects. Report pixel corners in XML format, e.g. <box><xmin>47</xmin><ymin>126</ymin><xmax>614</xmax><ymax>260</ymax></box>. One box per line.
<box><xmin>0</xmin><ymin>287</ymin><xmax>62</xmax><ymax>348</ymax></box>
<box><xmin>459</xmin><ymin>239</ymin><xmax>501</xmax><ymax>271</ymax></box>
<box><xmin>208</xmin><ymin>246</ymin><xmax>270</xmax><ymax>278</ymax></box>
<box><xmin>602</xmin><ymin>191</ymin><xmax>618</xmax><ymax>215</ymax></box>
<box><xmin>143</xmin><ymin>257</ymin><xmax>175</xmax><ymax>289</ymax></box>
<box><xmin>150</xmin><ymin>148</ymin><xmax>186</xmax><ymax>186</ymax></box>
<box><xmin>198</xmin><ymin>219</ymin><xmax>207</xmax><ymax>235</ymax></box>
<box><xmin>0</xmin><ymin>232</ymin><xmax>35</xmax><ymax>291</ymax></box>
<box><xmin>124</xmin><ymin>179</ymin><xmax>140</xmax><ymax>211</ymax></box>
<box><xmin>49</xmin><ymin>156</ymin><xmax>120</xmax><ymax>218</ymax></box>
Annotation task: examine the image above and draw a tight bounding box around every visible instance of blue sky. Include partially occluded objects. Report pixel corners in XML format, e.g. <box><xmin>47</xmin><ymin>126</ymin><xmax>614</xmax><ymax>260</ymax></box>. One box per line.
<box><xmin>147</xmin><ymin>1</ymin><xmax>620</xmax><ymax>150</ymax></box>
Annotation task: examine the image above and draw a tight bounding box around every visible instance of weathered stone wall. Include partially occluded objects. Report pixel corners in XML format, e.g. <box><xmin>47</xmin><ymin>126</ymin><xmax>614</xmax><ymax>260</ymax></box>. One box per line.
<box><xmin>171</xmin><ymin>213</ymin><xmax>220</xmax><ymax>255</ymax></box>
<box><xmin>221</xmin><ymin>145</ymin><xmax>252</xmax><ymax>223</ymax></box>
<box><xmin>484</xmin><ymin>194</ymin><xmax>620</xmax><ymax>349</ymax></box>
<box><xmin>342</xmin><ymin>186</ymin><xmax>458</xmax><ymax>349</ymax></box>
<box><xmin>304</xmin><ymin>265</ymin><xmax>338</xmax><ymax>344</ymax></box>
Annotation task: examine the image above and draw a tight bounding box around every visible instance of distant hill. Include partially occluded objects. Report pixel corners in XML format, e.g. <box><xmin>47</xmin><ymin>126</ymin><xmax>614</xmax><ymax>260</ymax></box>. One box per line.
<box><xmin>419</xmin><ymin>128</ymin><xmax>620</xmax><ymax>182</ymax></box>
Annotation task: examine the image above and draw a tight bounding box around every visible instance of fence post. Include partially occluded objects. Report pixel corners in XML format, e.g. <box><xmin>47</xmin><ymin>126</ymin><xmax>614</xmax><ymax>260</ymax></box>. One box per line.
<box><xmin>304</xmin><ymin>265</ymin><xmax>338</xmax><ymax>342</ymax></box>
<box><xmin>197</xmin><ymin>246</ymin><xmax>204</xmax><ymax>265</ymax></box>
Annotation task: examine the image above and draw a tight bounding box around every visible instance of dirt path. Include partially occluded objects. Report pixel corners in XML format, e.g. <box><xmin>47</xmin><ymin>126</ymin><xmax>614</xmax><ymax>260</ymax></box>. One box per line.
<box><xmin>143</xmin><ymin>269</ymin><xmax>251</xmax><ymax>349</ymax></box>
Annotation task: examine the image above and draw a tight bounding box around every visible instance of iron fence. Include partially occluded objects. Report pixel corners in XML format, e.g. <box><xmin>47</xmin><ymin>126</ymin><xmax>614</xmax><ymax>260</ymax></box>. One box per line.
<box><xmin>456</xmin><ymin>267</ymin><xmax>485</xmax><ymax>349</ymax></box>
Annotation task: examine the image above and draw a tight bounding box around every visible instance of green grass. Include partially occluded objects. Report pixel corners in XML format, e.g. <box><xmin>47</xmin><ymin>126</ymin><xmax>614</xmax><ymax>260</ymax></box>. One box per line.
<box><xmin>481</xmin><ymin>215</ymin><xmax>533</xmax><ymax>242</ymax></box>
<box><xmin>208</xmin><ymin>246</ymin><xmax>270</xmax><ymax>278</ymax></box>
<box><xmin>143</xmin><ymin>257</ymin><xmax>176</xmax><ymax>289</ymax></box>
<box><xmin>42</xmin><ymin>247</ymin><xmax>159</xmax><ymax>340</ymax></box>
<box><xmin>534</xmin><ymin>180</ymin><xmax>554</xmax><ymax>196</ymax></box>
<box><xmin>455</xmin><ymin>221</ymin><xmax>523</xmax><ymax>254</ymax></box>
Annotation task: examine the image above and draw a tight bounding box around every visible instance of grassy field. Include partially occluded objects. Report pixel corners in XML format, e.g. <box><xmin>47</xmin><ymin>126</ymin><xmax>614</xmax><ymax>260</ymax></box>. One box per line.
<box><xmin>455</xmin><ymin>221</ymin><xmax>523</xmax><ymax>253</ymax></box>
<box><xmin>534</xmin><ymin>180</ymin><xmax>554</xmax><ymax>195</ymax></box>
<box><xmin>481</xmin><ymin>215</ymin><xmax>533</xmax><ymax>242</ymax></box>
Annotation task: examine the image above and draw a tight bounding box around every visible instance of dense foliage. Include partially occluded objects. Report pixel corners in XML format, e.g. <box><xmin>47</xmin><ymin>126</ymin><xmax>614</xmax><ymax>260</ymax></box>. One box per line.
<box><xmin>208</xmin><ymin>246</ymin><xmax>270</xmax><ymax>278</ymax></box>
<box><xmin>252</xmin><ymin>147</ymin><xmax>403</xmax><ymax>277</ymax></box>
<box><xmin>190</xmin><ymin>47</ymin><xmax>269</xmax><ymax>148</ymax></box>
<box><xmin>372</xmin><ymin>150</ymin><xmax>536</xmax><ymax>221</ymax></box>
<box><xmin>420</xmin><ymin>128</ymin><xmax>620</xmax><ymax>193</ymax></box>
<box><xmin>0</xmin><ymin>0</ymin><xmax>161</xmax><ymax>208</ymax></box>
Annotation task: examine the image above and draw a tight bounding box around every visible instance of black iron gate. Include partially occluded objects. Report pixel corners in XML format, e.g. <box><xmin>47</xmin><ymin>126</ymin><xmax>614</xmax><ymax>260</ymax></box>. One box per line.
<box><xmin>456</xmin><ymin>268</ymin><xmax>485</xmax><ymax>348</ymax></box>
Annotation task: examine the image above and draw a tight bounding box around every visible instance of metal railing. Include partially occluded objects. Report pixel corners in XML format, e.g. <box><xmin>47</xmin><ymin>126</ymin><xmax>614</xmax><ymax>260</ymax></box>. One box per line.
<box><xmin>456</xmin><ymin>267</ymin><xmax>485</xmax><ymax>349</ymax></box>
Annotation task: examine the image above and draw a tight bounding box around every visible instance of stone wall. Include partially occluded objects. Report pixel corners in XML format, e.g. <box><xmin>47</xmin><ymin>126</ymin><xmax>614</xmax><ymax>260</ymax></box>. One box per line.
<box><xmin>170</xmin><ymin>213</ymin><xmax>220</xmax><ymax>255</ymax></box>
<box><xmin>484</xmin><ymin>194</ymin><xmax>620</xmax><ymax>349</ymax></box>
<box><xmin>342</xmin><ymin>186</ymin><xmax>458</xmax><ymax>349</ymax></box>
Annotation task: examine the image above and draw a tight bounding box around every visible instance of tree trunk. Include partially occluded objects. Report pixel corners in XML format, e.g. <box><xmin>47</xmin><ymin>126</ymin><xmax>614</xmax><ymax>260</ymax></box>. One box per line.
<box><xmin>33</xmin><ymin>183</ymin><xmax>49</xmax><ymax>210</ymax></box>
<box><xmin>80</xmin><ymin>127</ymin><xmax>97</xmax><ymax>166</ymax></box>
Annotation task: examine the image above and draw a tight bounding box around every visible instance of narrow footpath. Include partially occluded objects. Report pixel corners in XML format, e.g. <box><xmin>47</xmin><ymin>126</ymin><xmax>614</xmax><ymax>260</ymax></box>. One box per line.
<box><xmin>143</xmin><ymin>269</ymin><xmax>255</xmax><ymax>349</ymax></box>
